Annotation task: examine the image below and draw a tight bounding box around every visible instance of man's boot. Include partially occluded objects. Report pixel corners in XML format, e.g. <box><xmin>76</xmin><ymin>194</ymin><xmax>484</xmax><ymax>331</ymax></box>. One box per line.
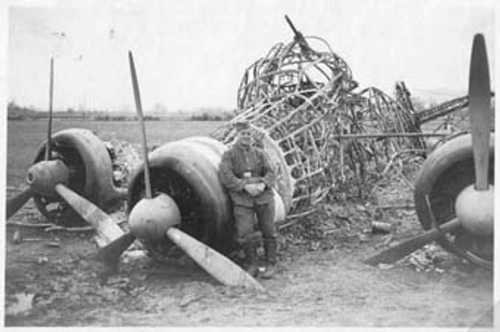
<box><xmin>260</xmin><ymin>239</ymin><xmax>277</xmax><ymax>279</ymax></box>
<box><xmin>242</xmin><ymin>243</ymin><xmax>259</xmax><ymax>277</ymax></box>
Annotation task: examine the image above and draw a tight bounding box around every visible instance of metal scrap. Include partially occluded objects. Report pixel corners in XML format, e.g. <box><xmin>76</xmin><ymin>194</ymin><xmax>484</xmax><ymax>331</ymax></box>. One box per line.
<box><xmin>105</xmin><ymin>139</ymin><xmax>142</xmax><ymax>188</ymax></box>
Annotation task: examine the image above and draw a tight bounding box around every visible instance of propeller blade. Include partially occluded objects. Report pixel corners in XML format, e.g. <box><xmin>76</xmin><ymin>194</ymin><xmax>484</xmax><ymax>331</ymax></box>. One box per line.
<box><xmin>6</xmin><ymin>187</ymin><xmax>34</xmax><ymax>220</ymax></box>
<box><xmin>45</xmin><ymin>57</ymin><xmax>54</xmax><ymax>161</ymax></box>
<box><xmin>468</xmin><ymin>34</ymin><xmax>491</xmax><ymax>190</ymax></box>
<box><xmin>126</xmin><ymin>52</ymin><xmax>260</xmax><ymax>289</ymax></box>
<box><xmin>54</xmin><ymin>184</ymin><xmax>124</xmax><ymax>247</ymax></box>
<box><xmin>128</xmin><ymin>50</ymin><xmax>152</xmax><ymax>198</ymax></box>
<box><xmin>364</xmin><ymin>218</ymin><xmax>460</xmax><ymax>266</ymax></box>
<box><xmin>94</xmin><ymin>232</ymin><xmax>136</xmax><ymax>265</ymax></box>
<box><xmin>166</xmin><ymin>227</ymin><xmax>265</xmax><ymax>291</ymax></box>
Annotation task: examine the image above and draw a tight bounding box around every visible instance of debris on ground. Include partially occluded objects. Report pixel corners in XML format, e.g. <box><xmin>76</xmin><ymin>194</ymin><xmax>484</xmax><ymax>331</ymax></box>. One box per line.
<box><xmin>37</xmin><ymin>256</ymin><xmax>49</xmax><ymax>265</ymax></box>
<box><xmin>179</xmin><ymin>294</ymin><xmax>205</xmax><ymax>308</ymax></box>
<box><xmin>122</xmin><ymin>249</ymin><xmax>147</xmax><ymax>264</ymax></box>
<box><xmin>377</xmin><ymin>263</ymin><xmax>394</xmax><ymax>270</ymax></box>
<box><xmin>105</xmin><ymin>139</ymin><xmax>142</xmax><ymax>188</ymax></box>
<box><xmin>371</xmin><ymin>221</ymin><xmax>392</xmax><ymax>234</ymax></box>
<box><xmin>399</xmin><ymin>243</ymin><xmax>452</xmax><ymax>273</ymax></box>
<box><xmin>10</xmin><ymin>255</ymin><xmax>151</xmax><ymax>319</ymax></box>
<box><xmin>279</xmin><ymin>199</ymin><xmax>374</xmax><ymax>257</ymax></box>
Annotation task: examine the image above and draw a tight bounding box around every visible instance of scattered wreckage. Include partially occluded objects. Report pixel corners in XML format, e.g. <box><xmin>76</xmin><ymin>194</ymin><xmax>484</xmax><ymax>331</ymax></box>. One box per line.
<box><xmin>6</xmin><ymin>17</ymin><xmax>494</xmax><ymax>288</ymax></box>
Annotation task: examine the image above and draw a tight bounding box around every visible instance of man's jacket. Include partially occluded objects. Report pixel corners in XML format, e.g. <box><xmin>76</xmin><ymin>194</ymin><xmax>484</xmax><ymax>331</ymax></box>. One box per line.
<box><xmin>219</xmin><ymin>142</ymin><xmax>276</xmax><ymax>207</ymax></box>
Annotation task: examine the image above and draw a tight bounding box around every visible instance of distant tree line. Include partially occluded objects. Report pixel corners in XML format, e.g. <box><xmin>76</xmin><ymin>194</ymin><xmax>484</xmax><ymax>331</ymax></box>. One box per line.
<box><xmin>7</xmin><ymin>100</ymin><xmax>233</xmax><ymax>122</ymax></box>
<box><xmin>189</xmin><ymin>111</ymin><xmax>234</xmax><ymax>121</ymax></box>
<box><xmin>7</xmin><ymin>101</ymin><xmax>162</xmax><ymax>121</ymax></box>
<box><xmin>92</xmin><ymin>115</ymin><xmax>160</xmax><ymax>121</ymax></box>
<box><xmin>7</xmin><ymin>101</ymin><xmax>41</xmax><ymax>120</ymax></box>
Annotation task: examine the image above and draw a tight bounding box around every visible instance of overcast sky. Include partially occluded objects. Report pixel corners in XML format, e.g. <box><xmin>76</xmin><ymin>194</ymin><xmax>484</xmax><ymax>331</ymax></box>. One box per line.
<box><xmin>6</xmin><ymin>0</ymin><xmax>495</xmax><ymax>112</ymax></box>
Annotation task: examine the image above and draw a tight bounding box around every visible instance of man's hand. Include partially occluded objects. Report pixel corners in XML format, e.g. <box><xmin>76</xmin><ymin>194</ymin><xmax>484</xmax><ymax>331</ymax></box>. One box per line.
<box><xmin>244</xmin><ymin>182</ymin><xmax>265</xmax><ymax>196</ymax></box>
<box><xmin>255</xmin><ymin>183</ymin><xmax>265</xmax><ymax>192</ymax></box>
<box><xmin>243</xmin><ymin>184</ymin><xmax>260</xmax><ymax>196</ymax></box>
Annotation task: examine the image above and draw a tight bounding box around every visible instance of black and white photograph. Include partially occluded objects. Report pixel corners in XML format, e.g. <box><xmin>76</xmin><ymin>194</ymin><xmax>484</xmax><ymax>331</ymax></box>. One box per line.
<box><xmin>2</xmin><ymin>0</ymin><xmax>496</xmax><ymax>327</ymax></box>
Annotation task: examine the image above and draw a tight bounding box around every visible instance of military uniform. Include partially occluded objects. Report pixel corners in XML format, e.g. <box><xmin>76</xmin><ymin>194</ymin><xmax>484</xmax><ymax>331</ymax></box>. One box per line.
<box><xmin>219</xmin><ymin>141</ymin><xmax>278</xmax><ymax>276</ymax></box>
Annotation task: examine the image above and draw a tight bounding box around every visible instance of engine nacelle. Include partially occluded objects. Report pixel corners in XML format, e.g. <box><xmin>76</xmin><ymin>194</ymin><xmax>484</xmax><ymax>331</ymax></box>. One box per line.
<box><xmin>128</xmin><ymin>136</ymin><xmax>289</xmax><ymax>253</ymax></box>
<box><xmin>414</xmin><ymin>133</ymin><xmax>494</xmax><ymax>267</ymax></box>
<box><xmin>32</xmin><ymin>128</ymin><xmax>126</xmax><ymax>222</ymax></box>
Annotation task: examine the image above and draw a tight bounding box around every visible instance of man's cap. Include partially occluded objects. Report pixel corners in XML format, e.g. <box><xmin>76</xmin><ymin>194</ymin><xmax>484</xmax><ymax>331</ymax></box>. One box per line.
<box><xmin>233</xmin><ymin>121</ymin><xmax>250</xmax><ymax>131</ymax></box>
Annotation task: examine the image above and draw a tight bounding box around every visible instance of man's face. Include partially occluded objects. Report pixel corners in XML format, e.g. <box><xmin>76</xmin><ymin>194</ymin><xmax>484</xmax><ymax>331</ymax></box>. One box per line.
<box><xmin>237</xmin><ymin>129</ymin><xmax>253</xmax><ymax>147</ymax></box>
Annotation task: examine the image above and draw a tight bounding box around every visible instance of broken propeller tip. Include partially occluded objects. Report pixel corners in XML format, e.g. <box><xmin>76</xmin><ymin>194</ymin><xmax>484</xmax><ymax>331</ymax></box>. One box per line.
<box><xmin>94</xmin><ymin>232</ymin><xmax>136</xmax><ymax>263</ymax></box>
<box><xmin>364</xmin><ymin>218</ymin><xmax>461</xmax><ymax>267</ymax></box>
<box><xmin>6</xmin><ymin>187</ymin><xmax>34</xmax><ymax>220</ymax></box>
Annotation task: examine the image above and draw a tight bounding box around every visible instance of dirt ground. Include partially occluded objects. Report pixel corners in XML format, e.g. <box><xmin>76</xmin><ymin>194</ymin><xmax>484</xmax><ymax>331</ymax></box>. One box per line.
<box><xmin>4</xmin><ymin>186</ymin><xmax>494</xmax><ymax>328</ymax></box>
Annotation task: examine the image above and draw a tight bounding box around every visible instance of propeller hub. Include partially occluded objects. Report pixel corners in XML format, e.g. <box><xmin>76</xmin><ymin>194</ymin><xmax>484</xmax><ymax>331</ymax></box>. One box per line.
<box><xmin>26</xmin><ymin>160</ymin><xmax>70</xmax><ymax>197</ymax></box>
<box><xmin>128</xmin><ymin>193</ymin><xmax>181</xmax><ymax>242</ymax></box>
<box><xmin>455</xmin><ymin>184</ymin><xmax>494</xmax><ymax>236</ymax></box>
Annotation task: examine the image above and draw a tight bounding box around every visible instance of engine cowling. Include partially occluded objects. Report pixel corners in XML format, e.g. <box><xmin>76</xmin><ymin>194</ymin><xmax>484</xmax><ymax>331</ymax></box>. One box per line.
<box><xmin>127</xmin><ymin>136</ymin><xmax>288</xmax><ymax>254</ymax></box>
<box><xmin>414</xmin><ymin>133</ymin><xmax>494</xmax><ymax>267</ymax></box>
<box><xmin>32</xmin><ymin>128</ymin><xmax>126</xmax><ymax>222</ymax></box>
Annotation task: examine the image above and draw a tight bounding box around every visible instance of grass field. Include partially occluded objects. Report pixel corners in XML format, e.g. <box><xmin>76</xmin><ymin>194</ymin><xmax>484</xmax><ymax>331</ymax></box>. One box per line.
<box><xmin>6</xmin><ymin>116</ymin><xmax>465</xmax><ymax>187</ymax></box>
<box><xmin>6</xmin><ymin>119</ymin><xmax>221</xmax><ymax>186</ymax></box>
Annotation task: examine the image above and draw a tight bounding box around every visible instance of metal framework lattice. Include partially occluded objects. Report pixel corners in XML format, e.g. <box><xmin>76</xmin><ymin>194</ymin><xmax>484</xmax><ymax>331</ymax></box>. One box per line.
<box><xmin>213</xmin><ymin>17</ymin><xmax>472</xmax><ymax>215</ymax></box>
<box><xmin>213</xmin><ymin>33</ymin><xmax>357</xmax><ymax>214</ymax></box>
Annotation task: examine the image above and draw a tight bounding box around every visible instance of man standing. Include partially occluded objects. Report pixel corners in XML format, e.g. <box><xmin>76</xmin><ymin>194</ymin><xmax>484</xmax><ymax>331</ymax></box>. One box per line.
<box><xmin>219</xmin><ymin>121</ymin><xmax>278</xmax><ymax>279</ymax></box>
